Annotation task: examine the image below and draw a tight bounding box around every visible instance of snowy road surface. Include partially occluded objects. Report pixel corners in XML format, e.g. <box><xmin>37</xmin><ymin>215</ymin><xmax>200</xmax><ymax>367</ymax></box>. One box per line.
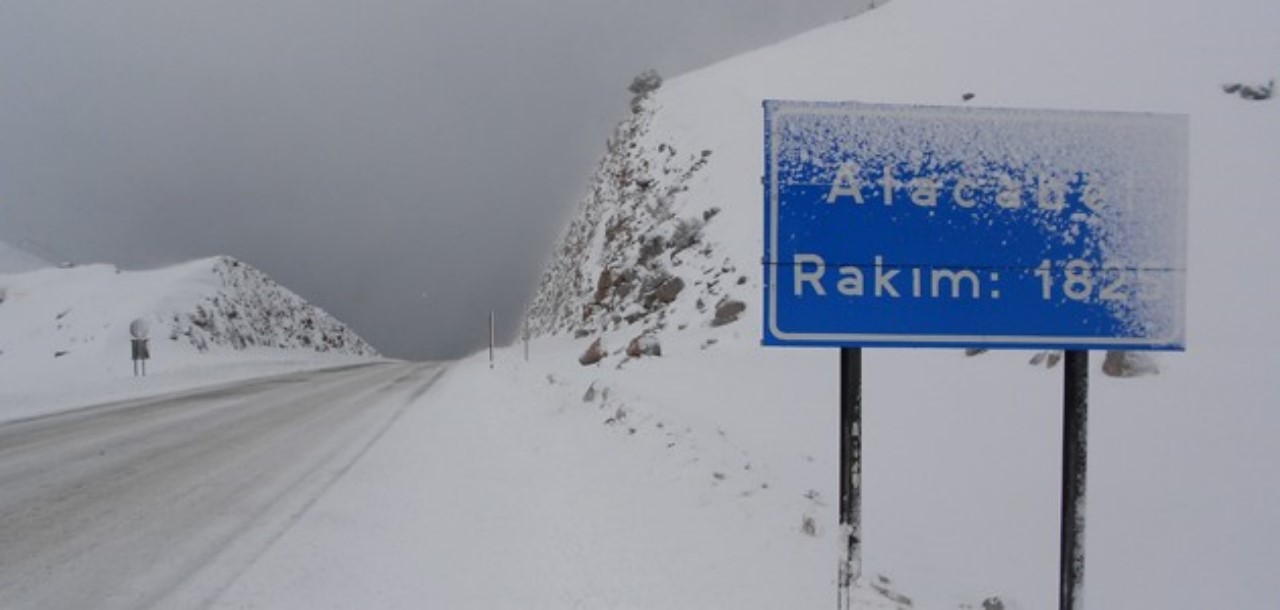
<box><xmin>0</xmin><ymin>361</ymin><xmax>444</xmax><ymax>609</ymax></box>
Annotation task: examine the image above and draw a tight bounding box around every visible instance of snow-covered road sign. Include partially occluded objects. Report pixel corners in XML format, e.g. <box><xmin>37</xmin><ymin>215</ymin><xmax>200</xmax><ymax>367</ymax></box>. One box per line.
<box><xmin>762</xmin><ymin>101</ymin><xmax>1188</xmax><ymax>350</ymax></box>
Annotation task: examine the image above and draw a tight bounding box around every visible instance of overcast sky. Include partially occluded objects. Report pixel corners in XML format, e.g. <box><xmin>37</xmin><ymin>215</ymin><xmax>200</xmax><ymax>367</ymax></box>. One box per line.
<box><xmin>0</xmin><ymin>0</ymin><xmax>870</xmax><ymax>359</ymax></box>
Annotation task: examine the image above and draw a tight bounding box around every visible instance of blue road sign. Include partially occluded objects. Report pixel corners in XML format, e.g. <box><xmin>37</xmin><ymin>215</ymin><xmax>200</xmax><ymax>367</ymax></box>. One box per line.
<box><xmin>763</xmin><ymin>101</ymin><xmax>1188</xmax><ymax>350</ymax></box>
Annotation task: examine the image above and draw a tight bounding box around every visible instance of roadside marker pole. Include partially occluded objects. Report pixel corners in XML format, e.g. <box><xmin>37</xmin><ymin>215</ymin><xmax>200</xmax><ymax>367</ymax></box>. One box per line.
<box><xmin>1060</xmin><ymin>351</ymin><xmax>1089</xmax><ymax>610</ymax></box>
<box><xmin>489</xmin><ymin>311</ymin><xmax>495</xmax><ymax>369</ymax></box>
<box><xmin>837</xmin><ymin>347</ymin><xmax>862</xmax><ymax>610</ymax></box>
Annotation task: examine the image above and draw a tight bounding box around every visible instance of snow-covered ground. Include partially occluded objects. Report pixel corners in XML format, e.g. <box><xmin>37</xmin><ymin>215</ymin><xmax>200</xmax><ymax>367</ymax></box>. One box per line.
<box><xmin>218</xmin><ymin>0</ymin><xmax>1279</xmax><ymax>608</ymax></box>
<box><xmin>5</xmin><ymin>0</ymin><xmax>1279</xmax><ymax>607</ymax></box>
<box><xmin>0</xmin><ymin>256</ymin><xmax>383</xmax><ymax>422</ymax></box>
<box><xmin>214</xmin><ymin>337</ymin><xmax>909</xmax><ymax>610</ymax></box>
<box><xmin>213</xmin><ymin>327</ymin><xmax>1279</xmax><ymax>610</ymax></box>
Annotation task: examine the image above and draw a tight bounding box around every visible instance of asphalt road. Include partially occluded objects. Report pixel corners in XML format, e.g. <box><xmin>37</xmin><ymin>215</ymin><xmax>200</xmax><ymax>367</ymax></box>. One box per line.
<box><xmin>0</xmin><ymin>361</ymin><xmax>444</xmax><ymax>610</ymax></box>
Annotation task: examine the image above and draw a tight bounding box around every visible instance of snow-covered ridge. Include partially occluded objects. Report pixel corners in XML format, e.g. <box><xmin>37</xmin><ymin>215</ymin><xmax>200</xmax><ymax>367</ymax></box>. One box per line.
<box><xmin>1</xmin><ymin>255</ymin><xmax>379</xmax><ymax>419</ymax></box>
<box><xmin>0</xmin><ymin>239</ymin><xmax>50</xmax><ymax>275</ymax></box>
<box><xmin>526</xmin><ymin>98</ymin><xmax>746</xmax><ymax>339</ymax></box>
<box><xmin>0</xmin><ymin>255</ymin><xmax>378</xmax><ymax>361</ymax></box>
<box><xmin>163</xmin><ymin>256</ymin><xmax>378</xmax><ymax>355</ymax></box>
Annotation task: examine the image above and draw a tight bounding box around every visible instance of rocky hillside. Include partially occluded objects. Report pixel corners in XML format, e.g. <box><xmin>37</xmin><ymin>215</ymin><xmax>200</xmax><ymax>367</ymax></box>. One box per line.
<box><xmin>162</xmin><ymin>257</ymin><xmax>378</xmax><ymax>355</ymax></box>
<box><xmin>526</xmin><ymin>85</ymin><xmax>751</xmax><ymax>341</ymax></box>
<box><xmin>0</xmin><ymin>255</ymin><xmax>379</xmax><ymax>366</ymax></box>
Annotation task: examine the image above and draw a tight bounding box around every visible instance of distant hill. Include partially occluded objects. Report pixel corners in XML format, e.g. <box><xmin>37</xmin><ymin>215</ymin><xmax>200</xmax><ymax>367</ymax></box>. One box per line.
<box><xmin>0</xmin><ymin>255</ymin><xmax>379</xmax><ymax>371</ymax></box>
<box><xmin>0</xmin><ymin>240</ymin><xmax>50</xmax><ymax>275</ymax></box>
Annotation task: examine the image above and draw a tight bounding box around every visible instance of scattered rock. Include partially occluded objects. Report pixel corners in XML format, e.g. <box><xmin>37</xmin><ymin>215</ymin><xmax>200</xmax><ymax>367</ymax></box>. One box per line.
<box><xmin>711</xmin><ymin>299</ymin><xmax>747</xmax><ymax>327</ymax></box>
<box><xmin>579</xmin><ymin>338</ymin><xmax>606</xmax><ymax>366</ymax></box>
<box><xmin>583</xmin><ymin>382</ymin><xmax>598</xmax><ymax>403</ymax></box>
<box><xmin>1029</xmin><ymin>350</ymin><xmax>1063</xmax><ymax>368</ymax></box>
<box><xmin>639</xmin><ymin>235</ymin><xmax>666</xmax><ymax>264</ymax></box>
<box><xmin>605</xmin><ymin>405</ymin><xmax>628</xmax><ymax>425</ymax></box>
<box><xmin>871</xmin><ymin>578</ymin><xmax>914</xmax><ymax>607</ymax></box>
<box><xmin>669</xmin><ymin>217</ymin><xmax>704</xmax><ymax>253</ymax></box>
<box><xmin>613</xmin><ymin>270</ymin><xmax>636</xmax><ymax>299</ymax></box>
<box><xmin>801</xmin><ymin>516</ymin><xmax>818</xmax><ymax>537</ymax></box>
<box><xmin>573</xmin><ymin>328</ymin><xmax>592</xmax><ymax>339</ymax></box>
<box><xmin>593</xmin><ymin>269</ymin><xmax>614</xmax><ymax>303</ymax></box>
<box><xmin>962</xmin><ymin>92</ymin><xmax>976</xmax><ymax>102</ymax></box>
<box><xmin>626</xmin><ymin>334</ymin><xmax>663</xmax><ymax>358</ymax></box>
<box><xmin>1223</xmin><ymin>79</ymin><xmax>1274</xmax><ymax>101</ymax></box>
<box><xmin>1102</xmin><ymin>350</ymin><xmax>1159</xmax><ymax>378</ymax></box>
<box><xmin>965</xmin><ymin>347</ymin><xmax>988</xmax><ymax>357</ymax></box>
<box><xmin>653</xmin><ymin>276</ymin><xmax>685</xmax><ymax>304</ymax></box>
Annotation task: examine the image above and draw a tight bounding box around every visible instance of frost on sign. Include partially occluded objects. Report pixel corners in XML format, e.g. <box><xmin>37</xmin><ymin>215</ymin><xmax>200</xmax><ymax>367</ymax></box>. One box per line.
<box><xmin>762</xmin><ymin>101</ymin><xmax>1188</xmax><ymax>350</ymax></box>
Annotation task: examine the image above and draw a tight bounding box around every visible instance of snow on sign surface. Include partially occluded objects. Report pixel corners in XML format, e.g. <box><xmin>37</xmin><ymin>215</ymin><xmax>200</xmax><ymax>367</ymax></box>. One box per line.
<box><xmin>763</xmin><ymin>100</ymin><xmax>1188</xmax><ymax>350</ymax></box>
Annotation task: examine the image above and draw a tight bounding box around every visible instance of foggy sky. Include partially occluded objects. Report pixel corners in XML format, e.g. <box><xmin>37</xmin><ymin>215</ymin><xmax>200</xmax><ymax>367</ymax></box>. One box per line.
<box><xmin>0</xmin><ymin>0</ymin><xmax>868</xmax><ymax>359</ymax></box>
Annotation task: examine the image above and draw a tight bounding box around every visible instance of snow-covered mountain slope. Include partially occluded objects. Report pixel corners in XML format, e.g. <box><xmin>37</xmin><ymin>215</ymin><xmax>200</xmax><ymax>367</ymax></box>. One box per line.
<box><xmin>1</xmin><ymin>256</ymin><xmax>380</xmax><ymax>418</ymax></box>
<box><xmin>520</xmin><ymin>0</ymin><xmax>1279</xmax><ymax>608</ymax></box>
<box><xmin>0</xmin><ymin>240</ymin><xmax>50</xmax><ymax>275</ymax></box>
<box><xmin>529</xmin><ymin>0</ymin><xmax>1278</xmax><ymax>348</ymax></box>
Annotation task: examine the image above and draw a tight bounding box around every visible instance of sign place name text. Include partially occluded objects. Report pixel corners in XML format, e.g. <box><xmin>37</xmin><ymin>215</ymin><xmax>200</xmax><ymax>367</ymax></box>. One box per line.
<box><xmin>824</xmin><ymin>162</ymin><xmax>1106</xmax><ymax>213</ymax></box>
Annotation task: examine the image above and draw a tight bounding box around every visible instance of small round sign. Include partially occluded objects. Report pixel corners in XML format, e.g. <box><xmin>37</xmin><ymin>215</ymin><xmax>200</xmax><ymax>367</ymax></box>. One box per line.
<box><xmin>129</xmin><ymin>318</ymin><xmax>150</xmax><ymax>340</ymax></box>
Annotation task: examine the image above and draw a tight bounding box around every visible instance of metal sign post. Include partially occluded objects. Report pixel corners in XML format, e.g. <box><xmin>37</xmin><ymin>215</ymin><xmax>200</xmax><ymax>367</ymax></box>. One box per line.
<box><xmin>489</xmin><ymin>310</ymin><xmax>496</xmax><ymax>369</ymax></box>
<box><xmin>131</xmin><ymin>339</ymin><xmax>150</xmax><ymax>376</ymax></box>
<box><xmin>1061</xmin><ymin>351</ymin><xmax>1089</xmax><ymax>609</ymax></box>
<box><xmin>129</xmin><ymin>318</ymin><xmax>150</xmax><ymax>377</ymax></box>
<box><xmin>837</xmin><ymin>347</ymin><xmax>862</xmax><ymax>609</ymax></box>
<box><xmin>761</xmin><ymin>101</ymin><xmax>1187</xmax><ymax>610</ymax></box>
